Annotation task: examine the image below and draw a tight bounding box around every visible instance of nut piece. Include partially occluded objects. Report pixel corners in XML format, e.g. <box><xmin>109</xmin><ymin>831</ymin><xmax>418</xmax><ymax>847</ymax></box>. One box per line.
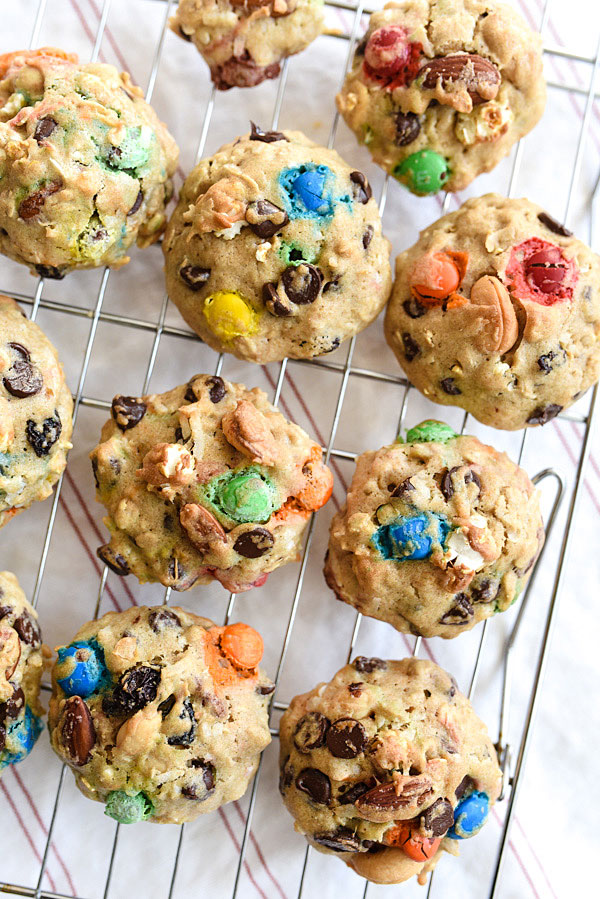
<box><xmin>468</xmin><ymin>275</ymin><xmax>520</xmax><ymax>355</ymax></box>
<box><xmin>137</xmin><ymin>443</ymin><xmax>196</xmax><ymax>488</ymax></box>
<box><xmin>60</xmin><ymin>696</ymin><xmax>96</xmax><ymax>766</ymax></box>
<box><xmin>419</xmin><ymin>54</ymin><xmax>501</xmax><ymax>112</ymax></box>
<box><xmin>355</xmin><ymin>775</ymin><xmax>433</xmax><ymax>823</ymax></box>
<box><xmin>221</xmin><ymin>400</ymin><xmax>278</xmax><ymax>465</ymax></box>
<box><xmin>180</xmin><ymin>503</ymin><xmax>227</xmax><ymax>554</ymax></box>
<box><xmin>0</xmin><ymin>625</ymin><xmax>21</xmax><ymax>681</ymax></box>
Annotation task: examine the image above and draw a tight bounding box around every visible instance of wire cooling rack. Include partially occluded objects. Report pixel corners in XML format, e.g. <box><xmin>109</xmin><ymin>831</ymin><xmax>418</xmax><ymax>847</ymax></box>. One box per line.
<box><xmin>0</xmin><ymin>0</ymin><xmax>598</xmax><ymax>897</ymax></box>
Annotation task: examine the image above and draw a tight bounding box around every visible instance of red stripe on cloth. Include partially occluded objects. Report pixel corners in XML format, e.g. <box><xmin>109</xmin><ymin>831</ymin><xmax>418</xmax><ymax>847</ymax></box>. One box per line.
<box><xmin>11</xmin><ymin>768</ymin><xmax>78</xmax><ymax>896</ymax></box>
<box><xmin>0</xmin><ymin>780</ymin><xmax>58</xmax><ymax>893</ymax></box>
<box><xmin>492</xmin><ymin>807</ymin><xmax>542</xmax><ymax>899</ymax></box>
<box><xmin>67</xmin><ymin>0</ymin><xmax>107</xmax><ymax>61</ymax></box>
<box><xmin>516</xmin><ymin>817</ymin><xmax>560</xmax><ymax>899</ymax></box>
<box><xmin>217</xmin><ymin>807</ymin><xmax>269</xmax><ymax>899</ymax></box>
<box><xmin>552</xmin><ymin>420</ymin><xmax>600</xmax><ymax>515</ymax></box>
<box><xmin>232</xmin><ymin>801</ymin><xmax>288</xmax><ymax>899</ymax></box>
<box><xmin>85</xmin><ymin>0</ymin><xmax>133</xmax><ymax>77</ymax></box>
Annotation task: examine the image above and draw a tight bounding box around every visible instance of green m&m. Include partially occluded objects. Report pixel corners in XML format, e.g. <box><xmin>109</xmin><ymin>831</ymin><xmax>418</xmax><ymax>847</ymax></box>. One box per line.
<box><xmin>394</xmin><ymin>149</ymin><xmax>450</xmax><ymax>196</ymax></box>
<box><xmin>204</xmin><ymin>467</ymin><xmax>279</xmax><ymax>524</ymax></box>
<box><xmin>403</xmin><ymin>421</ymin><xmax>458</xmax><ymax>444</ymax></box>
<box><xmin>104</xmin><ymin>790</ymin><xmax>154</xmax><ymax>824</ymax></box>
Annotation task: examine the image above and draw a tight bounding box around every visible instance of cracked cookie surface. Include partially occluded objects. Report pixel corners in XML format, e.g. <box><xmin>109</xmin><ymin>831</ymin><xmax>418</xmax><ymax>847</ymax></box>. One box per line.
<box><xmin>385</xmin><ymin>194</ymin><xmax>600</xmax><ymax>429</ymax></box>
<box><xmin>0</xmin><ymin>295</ymin><xmax>73</xmax><ymax>528</ymax></box>
<box><xmin>91</xmin><ymin>374</ymin><xmax>333</xmax><ymax>593</ymax></box>
<box><xmin>336</xmin><ymin>0</ymin><xmax>545</xmax><ymax>195</ymax></box>
<box><xmin>0</xmin><ymin>47</ymin><xmax>178</xmax><ymax>276</ymax></box>
<box><xmin>324</xmin><ymin>421</ymin><xmax>543</xmax><ymax>639</ymax></box>
<box><xmin>279</xmin><ymin>657</ymin><xmax>502</xmax><ymax>885</ymax></box>
<box><xmin>49</xmin><ymin>605</ymin><xmax>273</xmax><ymax>824</ymax></box>
<box><xmin>163</xmin><ymin>128</ymin><xmax>392</xmax><ymax>362</ymax></box>
<box><xmin>170</xmin><ymin>0</ymin><xmax>324</xmax><ymax>90</ymax></box>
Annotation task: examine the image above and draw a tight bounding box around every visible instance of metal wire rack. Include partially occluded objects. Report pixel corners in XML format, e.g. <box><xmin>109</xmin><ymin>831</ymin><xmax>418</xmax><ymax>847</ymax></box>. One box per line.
<box><xmin>0</xmin><ymin>0</ymin><xmax>598</xmax><ymax>897</ymax></box>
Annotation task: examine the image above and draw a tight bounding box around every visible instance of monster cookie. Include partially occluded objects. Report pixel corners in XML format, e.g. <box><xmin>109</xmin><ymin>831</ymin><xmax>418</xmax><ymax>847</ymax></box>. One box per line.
<box><xmin>336</xmin><ymin>0</ymin><xmax>545</xmax><ymax>195</ymax></box>
<box><xmin>324</xmin><ymin>420</ymin><xmax>543</xmax><ymax>639</ymax></box>
<box><xmin>385</xmin><ymin>194</ymin><xmax>600</xmax><ymax>429</ymax></box>
<box><xmin>0</xmin><ymin>295</ymin><xmax>73</xmax><ymax>528</ymax></box>
<box><xmin>0</xmin><ymin>47</ymin><xmax>178</xmax><ymax>276</ymax></box>
<box><xmin>91</xmin><ymin>374</ymin><xmax>333</xmax><ymax>592</ymax></box>
<box><xmin>170</xmin><ymin>0</ymin><xmax>324</xmax><ymax>90</ymax></box>
<box><xmin>0</xmin><ymin>572</ymin><xmax>47</xmax><ymax>773</ymax></box>
<box><xmin>48</xmin><ymin>605</ymin><xmax>273</xmax><ymax>824</ymax></box>
<box><xmin>163</xmin><ymin>127</ymin><xmax>392</xmax><ymax>362</ymax></box>
<box><xmin>279</xmin><ymin>657</ymin><xmax>502</xmax><ymax>885</ymax></box>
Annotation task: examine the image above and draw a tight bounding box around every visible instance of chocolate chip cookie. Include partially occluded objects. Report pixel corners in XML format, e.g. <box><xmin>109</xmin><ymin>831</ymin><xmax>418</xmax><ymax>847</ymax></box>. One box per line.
<box><xmin>0</xmin><ymin>48</ymin><xmax>178</xmax><ymax>276</ymax></box>
<box><xmin>336</xmin><ymin>0</ymin><xmax>545</xmax><ymax>195</ymax></box>
<box><xmin>0</xmin><ymin>572</ymin><xmax>47</xmax><ymax>774</ymax></box>
<box><xmin>279</xmin><ymin>656</ymin><xmax>502</xmax><ymax>885</ymax></box>
<box><xmin>324</xmin><ymin>420</ymin><xmax>543</xmax><ymax>639</ymax></box>
<box><xmin>385</xmin><ymin>194</ymin><xmax>600</xmax><ymax>429</ymax></box>
<box><xmin>0</xmin><ymin>295</ymin><xmax>73</xmax><ymax>528</ymax></box>
<box><xmin>91</xmin><ymin>374</ymin><xmax>333</xmax><ymax>592</ymax></box>
<box><xmin>170</xmin><ymin>0</ymin><xmax>324</xmax><ymax>90</ymax></box>
<box><xmin>49</xmin><ymin>605</ymin><xmax>273</xmax><ymax>824</ymax></box>
<box><xmin>163</xmin><ymin>127</ymin><xmax>392</xmax><ymax>362</ymax></box>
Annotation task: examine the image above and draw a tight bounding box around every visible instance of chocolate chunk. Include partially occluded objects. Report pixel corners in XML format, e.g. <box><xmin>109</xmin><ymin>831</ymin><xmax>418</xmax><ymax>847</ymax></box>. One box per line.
<box><xmin>127</xmin><ymin>190</ymin><xmax>143</xmax><ymax>216</ymax></box>
<box><xmin>441</xmin><ymin>466</ymin><xmax>459</xmax><ymax>501</ymax></box>
<box><xmin>186</xmin><ymin>758</ymin><xmax>216</xmax><ymax>794</ymax></box>
<box><xmin>149</xmin><ymin>608</ymin><xmax>181</xmax><ymax>632</ymax></box>
<box><xmin>455</xmin><ymin>775</ymin><xmax>474</xmax><ymax>800</ymax></box>
<box><xmin>256</xmin><ymin>682</ymin><xmax>276</xmax><ymax>695</ymax></box>
<box><xmin>102</xmin><ymin>665</ymin><xmax>161</xmax><ymax>717</ymax></box>
<box><xmin>401</xmin><ymin>333</ymin><xmax>420</xmax><ymax>361</ymax></box>
<box><xmin>25</xmin><ymin>413</ymin><xmax>62</xmax><ymax>456</ymax></box>
<box><xmin>3</xmin><ymin>357</ymin><xmax>43</xmax><ymax>398</ymax></box>
<box><xmin>168</xmin><ymin>699</ymin><xmax>197</xmax><ymax>746</ymax></box>
<box><xmin>526</xmin><ymin>404</ymin><xmax>562</xmax><ymax>426</ymax></box>
<box><xmin>12</xmin><ymin>612</ymin><xmax>40</xmax><ymax>647</ymax></box>
<box><xmin>249</xmin><ymin>122</ymin><xmax>288</xmax><ymax>143</ymax></box>
<box><xmin>350</xmin><ymin>171</ymin><xmax>372</xmax><ymax>204</ymax></box>
<box><xmin>34</xmin><ymin>264</ymin><xmax>65</xmax><ymax>279</ymax></box>
<box><xmin>61</xmin><ymin>696</ymin><xmax>96</xmax><ymax>766</ymax></box>
<box><xmin>246</xmin><ymin>199</ymin><xmax>289</xmax><ymax>238</ymax></box>
<box><xmin>356</xmin><ymin>778</ymin><xmax>433</xmax><ymax>815</ymax></box>
<box><xmin>0</xmin><ymin>605</ymin><xmax>13</xmax><ymax>620</ymax></box>
<box><xmin>33</xmin><ymin>116</ymin><xmax>58</xmax><ymax>143</ymax></box>
<box><xmin>97</xmin><ymin>544</ymin><xmax>130</xmax><ymax>577</ymax></box>
<box><xmin>293</xmin><ymin>712</ymin><xmax>330</xmax><ymax>752</ymax></box>
<box><xmin>420</xmin><ymin>798</ymin><xmax>454</xmax><ymax>837</ymax></box>
<box><xmin>395</xmin><ymin>112</ymin><xmax>421</xmax><ymax>146</ymax></box>
<box><xmin>537</xmin><ymin>212</ymin><xmax>572</xmax><ymax>238</ymax></box>
<box><xmin>0</xmin><ymin>685</ymin><xmax>25</xmax><ymax>721</ymax></box>
<box><xmin>403</xmin><ymin>298</ymin><xmax>427</xmax><ymax>318</ymax></box>
<box><xmin>362</xmin><ymin>226</ymin><xmax>374</xmax><ymax>249</ymax></box>
<box><xmin>440</xmin><ymin>594</ymin><xmax>474</xmax><ymax>625</ymax></box>
<box><xmin>441</xmin><ymin>377</ymin><xmax>461</xmax><ymax>395</ymax></box>
<box><xmin>296</xmin><ymin>768</ymin><xmax>331</xmax><ymax>804</ymax></box>
<box><xmin>179</xmin><ymin>264</ymin><xmax>211</xmax><ymax>290</ymax></box>
<box><xmin>18</xmin><ymin>181</ymin><xmax>62</xmax><ymax>220</ymax></box>
<box><xmin>157</xmin><ymin>694</ymin><xmax>176</xmax><ymax>718</ymax></box>
<box><xmin>262</xmin><ymin>283</ymin><xmax>292</xmax><ymax>317</ymax></box>
<box><xmin>464</xmin><ymin>469</ymin><xmax>481</xmax><ymax>492</ymax></box>
<box><xmin>282</xmin><ymin>263</ymin><xmax>323</xmax><ymax>305</ymax></box>
<box><xmin>312</xmin><ymin>828</ymin><xmax>361</xmax><ymax>852</ymax></box>
<box><xmin>338</xmin><ymin>780</ymin><xmax>373</xmax><ymax>805</ymax></box>
<box><xmin>389</xmin><ymin>477</ymin><xmax>415</xmax><ymax>498</ymax></box>
<box><xmin>233</xmin><ymin>527</ymin><xmax>274</xmax><ymax>558</ymax></box>
<box><xmin>111</xmin><ymin>396</ymin><xmax>147</xmax><ymax>430</ymax></box>
<box><xmin>326</xmin><ymin>718</ymin><xmax>367</xmax><ymax>758</ymax></box>
<box><xmin>471</xmin><ymin>578</ymin><xmax>500</xmax><ymax>603</ymax></box>
<box><xmin>353</xmin><ymin>657</ymin><xmax>386</xmax><ymax>674</ymax></box>
<box><xmin>206</xmin><ymin>375</ymin><xmax>226</xmax><ymax>403</ymax></box>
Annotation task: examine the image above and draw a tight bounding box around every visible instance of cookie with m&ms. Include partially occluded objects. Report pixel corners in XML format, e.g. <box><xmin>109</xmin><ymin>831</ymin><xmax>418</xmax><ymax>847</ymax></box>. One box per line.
<box><xmin>385</xmin><ymin>194</ymin><xmax>600</xmax><ymax>429</ymax></box>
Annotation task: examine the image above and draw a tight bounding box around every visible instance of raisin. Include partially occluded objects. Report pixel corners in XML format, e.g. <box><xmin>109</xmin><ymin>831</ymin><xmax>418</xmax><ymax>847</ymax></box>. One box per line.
<box><xmin>25</xmin><ymin>413</ymin><xmax>62</xmax><ymax>457</ymax></box>
<box><xmin>102</xmin><ymin>666</ymin><xmax>161</xmax><ymax>717</ymax></box>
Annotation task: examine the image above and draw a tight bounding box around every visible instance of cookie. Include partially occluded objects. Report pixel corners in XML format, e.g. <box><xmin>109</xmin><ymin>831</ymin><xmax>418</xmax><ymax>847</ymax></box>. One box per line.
<box><xmin>48</xmin><ymin>605</ymin><xmax>273</xmax><ymax>824</ymax></box>
<box><xmin>324</xmin><ymin>420</ymin><xmax>543</xmax><ymax>639</ymax></box>
<box><xmin>0</xmin><ymin>572</ymin><xmax>47</xmax><ymax>774</ymax></box>
<box><xmin>385</xmin><ymin>194</ymin><xmax>600</xmax><ymax>429</ymax></box>
<box><xmin>163</xmin><ymin>127</ymin><xmax>392</xmax><ymax>362</ymax></box>
<box><xmin>0</xmin><ymin>296</ymin><xmax>73</xmax><ymax>528</ymax></box>
<box><xmin>170</xmin><ymin>0</ymin><xmax>324</xmax><ymax>90</ymax></box>
<box><xmin>279</xmin><ymin>656</ymin><xmax>502</xmax><ymax>885</ymax></box>
<box><xmin>0</xmin><ymin>48</ymin><xmax>178</xmax><ymax>276</ymax></box>
<box><xmin>336</xmin><ymin>0</ymin><xmax>545</xmax><ymax>195</ymax></box>
<box><xmin>90</xmin><ymin>374</ymin><xmax>333</xmax><ymax>592</ymax></box>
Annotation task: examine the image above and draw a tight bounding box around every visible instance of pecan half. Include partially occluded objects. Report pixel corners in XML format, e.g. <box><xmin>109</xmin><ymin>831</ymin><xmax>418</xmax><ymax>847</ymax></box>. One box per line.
<box><xmin>355</xmin><ymin>775</ymin><xmax>433</xmax><ymax>823</ymax></box>
<box><xmin>180</xmin><ymin>503</ymin><xmax>227</xmax><ymax>554</ymax></box>
<box><xmin>137</xmin><ymin>443</ymin><xmax>196</xmax><ymax>488</ymax></box>
<box><xmin>61</xmin><ymin>696</ymin><xmax>96</xmax><ymax>766</ymax></box>
<box><xmin>221</xmin><ymin>400</ymin><xmax>278</xmax><ymax>465</ymax></box>
<box><xmin>0</xmin><ymin>626</ymin><xmax>21</xmax><ymax>681</ymax></box>
<box><xmin>419</xmin><ymin>54</ymin><xmax>501</xmax><ymax>111</ymax></box>
<box><xmin>469</xmin><ymin>275</ymin><xmax>520</xmax><ymax>355</ymax></box>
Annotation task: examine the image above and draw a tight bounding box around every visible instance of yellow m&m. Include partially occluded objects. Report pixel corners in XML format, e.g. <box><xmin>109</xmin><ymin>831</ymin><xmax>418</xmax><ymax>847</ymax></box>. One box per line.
<box><xmin>203</xmin><ymin>291</ymin><xmax>259</xmax><ymax>341</ymax></box>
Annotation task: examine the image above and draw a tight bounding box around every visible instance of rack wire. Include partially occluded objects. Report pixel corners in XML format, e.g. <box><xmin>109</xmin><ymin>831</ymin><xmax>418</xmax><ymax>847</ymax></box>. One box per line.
<box><xmin>0</xmin><ymin>0</ymin><xmax>598</xmax><ymax>897</ymax></box>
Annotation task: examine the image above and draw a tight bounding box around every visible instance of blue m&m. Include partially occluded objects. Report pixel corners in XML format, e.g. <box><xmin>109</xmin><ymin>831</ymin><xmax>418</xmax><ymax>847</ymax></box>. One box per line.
<box><xmin>372</xmin><ymin>512</ymin><xmax>450</xmax><ymax>561</ymax></box>
<box><xmin>447</xmin><ymin>791</ymin><xmax>490</xmax><ymax>839</ymax></box>
<box><xmin>0</xmin><ymin>706</ymin><xmax>43</xmax><ymax>770</ymax></box>
<box><xmin>279</xmin><ymin>165</ymin><xmax>334</xmax><ymax>218</ymax></box>
<box><xmin>56</xmin><ymin>640</ymin><xmax>107</xmax><ymax>698</ymax></box>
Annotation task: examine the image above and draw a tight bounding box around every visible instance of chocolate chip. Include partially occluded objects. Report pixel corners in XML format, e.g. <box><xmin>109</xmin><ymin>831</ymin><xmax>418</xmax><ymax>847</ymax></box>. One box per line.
<box><xmin>246</xmin><ymin>199</ymin><xmax>289</xmax><ymax>238</ymax></box>
<box><xmin>350</xmin><ymin>171</ymin><xmax>372</xmax><ymax>204</ymax></box>
<box><xmin>323</xmin><ymin>278</ymin><xmax>340</xmax><ymax>293</ymax></box>
<box><xmin>18</xmin><ymin>182</ymin><xmax>62</xmax><ymax>220</ymax></box>
<box><xmin>326</xmin><ymin>718</ymin><xmax>367</xmax><ymax>758</ymax></box>
<box><xmin>249</xmin><ymin>122</ymin><xmax>288</xmax><ymax>143</ymax></box>
<box><xmin>296</xmin><ymin>768</ymin><xmax>331</xmax><ymax>804</ymax></box>
<box><xmin>185</xmin><ymin>758</ymin><xmax>216</xmax><ymax>794</ymax></box>
<box><xmin>282</xmin><ymin>263</ymin><xmax>323</xmax><ymax>305</ymax></box>
<box><xmin>353</xmin><ymin>657</ymin><xmax>386</xmax><ymax>674</ymax></box>
<box><xmin>471</xmin><ymin>578</ymin><xmax>500</xmax><ymax>604</ymax></box>
<box><xmin>312</xmin><ymin>828</ymin><xmax>361</xmax><ymax>852</ymax></box>
<box><xmin>127</xmin><ymin>190</ymin><xmax>143</xmax><ymax>216</ymax></box>
<box><xmin>441</xmin><ymin>377</ymin><xmax>461</xmax><ymax>395</ymax></box>
<box><xmin>111</xmin><ymin>396</ymin><xmax>147</xmax><ymax>430</ymax></box>
<box><xmin>167</xmin><ymin>555</ymin><xmax>199</xmax><ymax>591</ymax></box>
<box><xmin>293</xmin><ymin>712</ymin><xmax>330</xmax><ymax>752</ymax></box>
<box><xmin>0</xmin><ymin>686</ymin><xmax>25</xmax><ymax>722</ymax></box>
<box><xmin>97</xmin><ymin>544</ymin><xmax>130</xmax><ymax>576</ymax></box>
<box><xmin>149</xmin><ymin>608</ymin><xmax>181</xmax><ymax>632</ymax></box>
<box><xmin>33</xmin><ymin>116</ymin><xmax>58</xmax><ymax>143</ymax></box>
<box><xmin>337</xmin><ymin>780</ymin><xmax>373</xmax><ymax>804</ymax></box>
<box><xmin>167</xmin><ymin>698</ymin><xmax>197</xmax><ymax>746</ymax></box>
<box><xmin>179</xmin><ymin>264</ymin><xmax>211</xmax><ymax>290</ymax></box>
<box><xmin>25</xmin><ymin>413</ymin><xmax>62</xmax><ymax>456</ymax></box>
<box><xmin>233</xmin><ymin>527</ymin><xmax>274</xmax><ymax>558</ymax></box>
<box><xmin>389</xmin><ymin>477</ymin><xmax>415</xmax><ymax>498</ymax></box>
<box><xmin>537</xmin><ymin>349</ymin><xmax>566</xmax><ymax>373</ymax></box>
<box><xmin>441</xmin><ymin>466</ymin><xmax>458</xmax><ymax>501</ymax></box>
<box><xmin>440</xmin><ymin>595</ymin><xmax>474</xmax><ymax>625</ymax></box>
<box><xmin>158</xmin><ymin>694</ymin><xmax>176</xmax><ymax>718</ymax></box>
<box><xmin>206</xmin><ymin>375</ymin><xmax>226</xmax><ymax>403</ymax></box>
<box><xmin>0</xmin><ymin>605</ymin><xmax>13</xmax><ymax>620</ymax></box>
<box><xmin>102</xmin><ymin>665</ymin><xmax>161</xmax><ymax>717</ymax></box>
<box><xmin>362</xmin><ymin>226</ymin><xmax>374</xmax><ymax>249</ymax></box>
<box><xmin>61</xmin><ymin>696</ymin><xmax>96</xmax><ymax>766</ymax></box>
<box><xmin>34</xmin><ymin>264</ymin><xmax>65</xmax><ymax>279</ymax></box>
<box><xmin>13</xmin><ymin>612</ymin><xmax>41</xmax><ymax>647</ymax></box>
<box><xmin>256</xmin><ymin>682</ymin><xmax>276</xmax><ymax>695</ymax></box>
<box><xmin>455</xmin><ymin>775</ymin><xmax>474</xmax><ymax>800</ymax></box>
<box><xmin>403</xmin><ymin>298</ymin><xmax>427</xmax><ymax>318</ymax></box>
<box><xmin>464</xmin><ymin>469</ymin><xmax>481</xmax><ymax>492</ymax></box>
<box><xmin>420</xmin><ymin>798</ymin><xmax>454</xmax><ymax>837</ymax></box>
<box><xmin>526</xmin><ymin>404</ymin><xmax>562</xmax><ymax>426</ymax></box>
<box><xmin>402</xmin><ymin>333</ymin><xmax>421</xmax><ymax>361</ymax></box>
<box><xmin>262</xmin><ymin>283</ymin><xmax>292</xmax><ymax>317</ymax></box>
<box><xmin>3</xmin><ymin>357</ymin><xmax>43</xmax><ymax>398</ymax></box>
<box><xmin>348</xmin><ymin>682</ymin><xmax>363</xmax><ymax>697</ymax></box>
<box><xmin>395</xmin><ymin>112</ymin><xmax>421</xmax><ymax>146</ymax></box>
<box><xmin>537</xmin><ymin>212</ymin><xmax>573</xmax><ymax>238</ymax></box>
<box><xmin>106</xmin><ymin>146</ymin><xmax>122</xmax><ymax>167</ymax></box>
